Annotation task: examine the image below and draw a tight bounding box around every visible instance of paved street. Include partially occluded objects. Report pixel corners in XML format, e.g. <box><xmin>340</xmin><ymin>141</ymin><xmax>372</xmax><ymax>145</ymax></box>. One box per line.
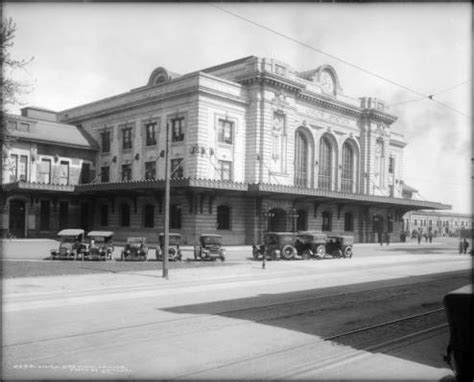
<box><xmin>2</xmin><ymin>239</ymin><xmax>471</xmax><ymax>380</ymax></box>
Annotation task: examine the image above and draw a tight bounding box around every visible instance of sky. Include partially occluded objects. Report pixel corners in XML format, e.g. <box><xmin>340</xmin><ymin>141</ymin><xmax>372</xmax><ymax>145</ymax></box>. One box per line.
<box><xmin>3</xmin><ymin>3</ymin><xmax>472</xmax><ymax>214</ymax></box>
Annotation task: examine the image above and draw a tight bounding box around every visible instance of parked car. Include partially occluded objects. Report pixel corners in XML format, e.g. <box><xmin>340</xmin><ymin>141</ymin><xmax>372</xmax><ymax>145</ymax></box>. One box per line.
<box><xmin>325</xmin><ymin>235</ymin><xmax>354</xmax><ymax>258</ymax></box>
<box><xmin>50</xmin><ymin>229</ymin><xmax>86</xmax><ymax>260</ymax></box>
<box><xmin>294</xmin><ymin>231</ymin><xmax>328</xmax><ymax>259</ymax></box>
<box><xmin>120</xmin><ymin>237</ymin><xmax>148</xmax><ymax>261</ymax></box>
<box><xmin>194</xmin><ymin>234</ymin><xmax>225</xmax><ymax>261</ymax></box>
<box><xmin>252</xmin><ymin>232</ymin><xmax>297</xmax><ymax>261</ymax></box>
<box><xmin>156</xmin><ymin>233</ymin><xmax>182</xmax><ymax>261</ymax></box>
<box><xmin>84</xmin><ymin>231</ymin><xmax>114</xmax><ymax>261</ymax></box>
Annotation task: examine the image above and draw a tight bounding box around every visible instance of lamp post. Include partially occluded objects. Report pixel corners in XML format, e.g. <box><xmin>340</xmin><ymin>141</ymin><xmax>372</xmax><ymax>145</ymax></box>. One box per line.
<box><xmin>163</xmin><ymin>122</ymin><xmax>170</xmax><ymax>279</ymax></box>
<box><xmin>290</xmin><ymin>208</ymin><xmax>299</xmax><ymax>232</ymax></box>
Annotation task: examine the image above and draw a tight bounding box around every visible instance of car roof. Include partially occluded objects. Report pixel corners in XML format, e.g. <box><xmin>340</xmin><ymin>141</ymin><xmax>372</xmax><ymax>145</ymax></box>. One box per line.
<box><xmin>57</xmin><ymin>229</ymin><xmax>85</xmax><ymax>236</ymax></box>
<box><xmin>200</xmin><ymin>234</ymin><xmax>222</xmax><ymax>237</ymax></box>
<box><xmin>158</xmin><ymin>232</ymin><xmax>182</xmax><ymax>237</ymax></box>
<box><xmin>87</xmin><ymin>231</ymin><xmax>114</xmax><ymax>237</ymax></box>
<box><xmin>265</xmin><ymin>232</ymin><xmax>296</xmax><ymax>235</ymax></box>
<box><xmin>327</xmin><ymin>235</ymin><xmax>353</xmax><ymax>239</ymax></box>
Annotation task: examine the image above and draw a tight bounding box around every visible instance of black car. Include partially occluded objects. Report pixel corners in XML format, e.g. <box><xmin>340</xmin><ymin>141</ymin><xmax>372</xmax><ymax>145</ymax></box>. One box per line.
<box><xmin>194</xmin><ymin>234</ymin><xmax>225</xmax><ymax>261</ymax></box>
<box><xmin>252</xmin><ymin>232</ymin><xmax>297</xmax><ymax>261</ymax></box>
<box><xmin>325</xmin><ymin>235</ymin><xmax>354</xmax><ymax>258</ymax></box>
<box><xmin>156</xmin><ymin>233</ymin><xmax>182</xmax><ymax>261</ymax></box>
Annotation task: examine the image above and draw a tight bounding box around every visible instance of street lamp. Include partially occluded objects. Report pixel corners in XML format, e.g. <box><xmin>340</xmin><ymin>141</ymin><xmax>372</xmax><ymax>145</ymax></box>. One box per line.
<box><xmin>263</xmin><ymin>208</ymin><xmax>275</xmax><ymax>232</ymax></box>
<box><xmin>290</xmin><ymin>208</ymin><xmax>299</xmax><ymax>232</ymax></box>
<box><xmin>163</xmin><ymin>122</ymin><xmax>170</xmax><ymax>279</ymax></box>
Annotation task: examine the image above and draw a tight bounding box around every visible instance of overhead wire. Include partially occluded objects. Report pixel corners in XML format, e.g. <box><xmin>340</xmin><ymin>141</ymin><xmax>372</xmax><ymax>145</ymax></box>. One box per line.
<box><xmin>210</xmin><ymin>4</ymin><xmax>471</xmax><ymax>119</ymax></box>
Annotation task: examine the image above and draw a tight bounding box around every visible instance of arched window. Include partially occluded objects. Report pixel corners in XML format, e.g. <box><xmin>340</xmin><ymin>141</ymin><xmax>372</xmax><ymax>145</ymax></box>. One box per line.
<box><xmin>295</xmin><ymin>131</ymin><xmax>309</xmax><ymax>187</ymax></box>
<box><xmin>296</xmin><ymin>209</ymin><xmax>307</xmax><ymax>231</ymax></box>
<box><xmin>120</xmin><ymin>204</ymin><xmax>130</xmax><ymax>227</ymax></box>
<box><xmin>344</xmin><ymin>212</ymin><xmax>354</xmax><ymax>232</ymax></box>
<box><xmin>217</xmin><ymin>205</ymin><xmax>231</xmax><ymax>230</ymax></box>
<box><xmin>170</xmin><ymin>204</ymin><xmax>182</xmax><ymax>229</ymax></box>
<box><xmin>319</xmin><ymin>136</ymin><xmax>332</xmax><ymax>190</ymax></box>
<box><xmin>341</xmin><ymin>142</ymin><xmax>354</xmax><ymax>193</ymax></box>
<box><xmin>322</xmin><ymin>211</ymin><xmax>332</xmax><ymax>231</ymax></box>
<box><xmin>144</xmin><ymin>204</ymin><xmax>154</xmax><ymax>228</ymax></box>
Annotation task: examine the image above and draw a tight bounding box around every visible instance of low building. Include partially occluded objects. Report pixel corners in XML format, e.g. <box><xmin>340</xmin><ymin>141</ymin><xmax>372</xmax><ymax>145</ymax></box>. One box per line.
<box><xmin>1</xmin><ymin>56</ymin><xmax>449</xmax><ymax>243</ymax></box>
<box><xmin>403</xmin><ymin>210</ymin><xmax>472</xmax><ymax>237</ymax></box>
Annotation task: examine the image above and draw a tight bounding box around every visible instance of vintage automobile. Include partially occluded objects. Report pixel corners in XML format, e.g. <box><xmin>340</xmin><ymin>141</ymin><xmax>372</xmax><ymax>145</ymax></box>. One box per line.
<box><xmin>252</xmin><ymin>232</ymin><xmax>297</xmax><ymax>261</ymax></box>
<box><xmin>294</xmin><ymin>231</ymin><xmax>328</xmax><ymax>259</ymax></box>
<box><xmin>120</xmin><ymin>237</ymin><xmax>148</xmax><ymax>261</ymax></box>
<box><xmin>325</xmin><ymin>235</ymin><xmax>354</xmax><ymax>258</ymax></box>
<box><xmin>443</xmin><ymin>284</ymin><xmax>473</xmax><ymax>382</ymax></box>
<box><xmin>50</xmin><ymin>229</ymin><xmax>86</xmax><ymax>260</ymax></box>
<box><xmin>83</xmin><ymin>231</ymin><xmax>114</xmax><ymax>261</ymax></box>
<box><xmin>194</xmin><ymin>234</ymin><xmax>225</xmax><ymax>261</ymax></box>
<box><xmin>156</xmin><ymin>233</ymin><xmax>182</xmax><ymax>261</ymax></box>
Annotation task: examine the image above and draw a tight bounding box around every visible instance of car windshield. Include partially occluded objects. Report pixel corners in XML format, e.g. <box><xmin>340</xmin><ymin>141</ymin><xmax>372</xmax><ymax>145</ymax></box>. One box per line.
<box><xmin>90</xmin><ymin>236</ymin><xmax>106</xmax><ymax>243</ymax></box>
<box><xmin>202</xmin><ymin>236</ymin><xmax>221</xmax><ymax>245</ymax></box>
<box><xmin>60</xmin><ymin>236</ymin><xmax>77</xmax><ymax>243</ymax></box>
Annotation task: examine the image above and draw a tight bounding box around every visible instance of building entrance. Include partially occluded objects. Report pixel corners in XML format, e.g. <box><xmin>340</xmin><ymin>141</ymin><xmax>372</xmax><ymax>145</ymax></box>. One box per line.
<box><xmin>9</xmin><ymin>200</ymin><xmax>26</xmax><ymax>238</ymax></box>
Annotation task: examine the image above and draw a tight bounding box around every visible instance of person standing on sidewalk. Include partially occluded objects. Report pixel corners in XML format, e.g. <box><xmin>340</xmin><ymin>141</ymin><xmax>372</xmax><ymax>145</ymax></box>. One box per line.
<box><xmin>417</xmin><ymin>231</ymin><xmax>422</xmax><ymax>244</ymax></box>
<box><xmin>385</xmin><ymin>232</ymin><xmax>390</xmax><ymax>245</ymax></box>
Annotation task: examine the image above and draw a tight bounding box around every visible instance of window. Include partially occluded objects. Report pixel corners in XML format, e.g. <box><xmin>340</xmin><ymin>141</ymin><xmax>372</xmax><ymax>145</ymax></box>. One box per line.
<box><xmin>101</xmin><ymin>166</ymin><xmax>110</xmax><ymax>183</ymax></box>
<box><xmin>145</xmin><ymin>122</ymin><xmax>157</xmax><ymax>146</ymax></box>
<box><xmin>59</xmin><ymin>201</ymin><xmax>69</xmax><ymax>229</ymax></box>
<box><xmin>296</xmin><ymin>209</ymin><xmax>307</xmax><ymax>231</ymax></box>
<box><xmin>217</xmin><ymin>119</ymin><xmax>233</xmax><ymax>144</ymax></box>
<box><xmin>100</xmin><ymin>131</ymin><xmax>111</xmax><ymax>153</ymax></box>
<box><xmin>80</xmin><ymin>163</ymin><xmax>91</xmax><ymax>184</ymax></box>
<box><xmin>40</xmin><ymin>159</ymin><xmax>51</xmax><ymax>184</ymax></box>
<box><xmin>59</xmin><ymin>161</ymin><xmax>69</xmax><ymax>185</ymax></box>
<box><xmin>294</xmin><ymin>130</ymin><xmax>309</xmax><ymax>187</ymax></box>
<box><xmin>322</xmin><ymin>211</ymin><xmax>332</xmax><ymax>231</ymax></box>
<box><xmin>7</xmin><ymin>120</ymin><xmax>17</xmax><ymax>130</ymax></box>
<box><xmin>171</xmin><ymin>158</ymin><xmax>183</xmax><ymax>178</ymax></box>
<box><xmin>171</xmin><ymin>117</ymin><xmax>185</xmax><ymax>142</ymax></box>
<box><xmin>122</xmin><ymin>127</ymin><xmax>132</xmax><ymax>150</ymax></box>
<box><xmin>389</xmin><ymin>156</ymin><xmax>395</xmax><ymax>174</ymax></box>
<box><xmin>9</xmin><ymin>154</ymin><xmax>18</xmax><ymax>182</ymax></box>
<box><xmin>170</xmin><ymin>204</ymin><xmax>182</xmax><ymax>229</ymax></box>
<box><xmin>144</xmin><ymin>204</ymin><xmax>155</xmax><ymax>228</ymax></box>
<box><xmin>218</xmin><ymin>160</ymin><xmax>232</xmax><ymax>181</ymax></box>
<box><xmin>344</xmin><ymin>212</ymin><xmax>354</xmax><ymax>231</ymax></box>
<box><xmin>100</xmin><ymin>205</ymin><xmax>108</xmax><ymax>226</ymax></box>
<box><xmin>341</xmin><ymin>143</ymin><xmax>354</xmax><ymax>193</ymax></box>
<box><xmin>120</xmin><ymin>204</ymin><xmax>130</xmax><ymax>227</ymax></box>
<box><xmin>40</xmin><ymin>200</ymin><xmax>50</xmax><ymax>231</ymax></box>
<box><xmin>217</xmin><ymin>205</ymin><xmax>231</xmax><ymax>230</ymax></box>
<box><xmin>319</xmin><ymin>136</ymin><xmax>332</xmax><ymax>190</ymax></box>
<box><xmin>19</xmin><ymin>122</ymin><xmax>29</xmax><ymax>132</ymax></box>
<box><xmin>122</xmin><ymin>164</ymin><xmax>132</xmax><ymax>181</ymax></box>
<box><xmin>145</xmin><ymin>161</ymin><xmax>156</xmax><ymax>180</ymax></box>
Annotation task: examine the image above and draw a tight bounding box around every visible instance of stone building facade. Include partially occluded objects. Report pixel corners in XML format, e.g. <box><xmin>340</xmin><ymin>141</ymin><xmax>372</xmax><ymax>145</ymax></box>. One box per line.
<box><xmin>403</xmin><ymin>210</ymin><xmax>472</xmax><ymax>237</ymax></box>
<box><xmin>1</xmin><ymin>56</ymin><xmax>449</xmax><ymax>243</ymax></box>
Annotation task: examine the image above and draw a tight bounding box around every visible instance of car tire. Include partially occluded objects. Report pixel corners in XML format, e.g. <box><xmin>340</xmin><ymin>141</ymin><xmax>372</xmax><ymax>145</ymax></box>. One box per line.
<box><xmin>315</xmin><ymin>245</ymin><xmax>325</xmax><ymax>259</ymax></box>
<box><xmin>302</xmin><ymin>249</ymin><xmax>312</xmax><ymax>260</ymax></box>
<box><xmin>281</xmin><ymin>245</ymin><xmax>296</xmax><ymax>260</ymax></box>
<box><xmin>343</xmin><ymin>247</ymin><xmax>353</xmax><ymax>258</ymax></box>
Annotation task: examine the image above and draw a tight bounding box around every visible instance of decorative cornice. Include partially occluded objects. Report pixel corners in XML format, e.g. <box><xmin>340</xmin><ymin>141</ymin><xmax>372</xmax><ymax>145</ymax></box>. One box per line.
<box><xmin>297</xmin><ymin>90</ymin><xmax>362</xmax><ymax>117</ymax></box>
<box><xmin>361</xmin><ymin>109</ymin><xmax>398</xmax><ymax>124</ymax></box>
<box><xmin>1</xmin><ymin>181</ymin><xmax>75</xmax><ymax>192</ymax></box>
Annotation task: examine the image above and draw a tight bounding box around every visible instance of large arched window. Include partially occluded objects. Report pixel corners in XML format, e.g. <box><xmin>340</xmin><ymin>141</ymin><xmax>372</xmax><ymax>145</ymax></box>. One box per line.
<box><xmin>120</xmin><ymin>204</ymin><xmax>130</xmax><ymax>227</ymax></box>
<box><xmin>217</xmin><ymin>205</ymin><xmax>231</xmax><ymax>230</ymax></box>
<box><xmin>322</xmin><ymin>211</ymin><xmax>332</xmax><ymax>231</ymax></box>
<box><xmin>341</xmin><ymin>142</ymin><xmax>354</xmax><ymax>193</ymax></box>
<box><xmin>144</xmin><ymin>204</ymin><xmax>154</xmax><ymax>228</ymax></box>
<box><xmin>295</xmin><ymin>131</ymin><xmax>309</xmax><ymax>187</ymax></box>
<box><xmin>319</xmin><ymin>136</ymin><xmax>332</xmax><ymax>190</ymax></box>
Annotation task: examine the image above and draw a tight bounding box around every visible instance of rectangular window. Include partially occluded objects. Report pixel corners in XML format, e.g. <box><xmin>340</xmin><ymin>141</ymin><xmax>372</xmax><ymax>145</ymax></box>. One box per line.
<box><xmin>10</xmin><ymin>154</ymin><xmax>18</xmax><ymax>182</ymax></box>
<box><xmin>19</xmin><ymin>155</ymin><xmax>28</xmax><ymax>181</ymax></box>
<box><xmin>122</xmin><ymin>127</ymin><xmax>132</xmax><ymax>150</ymax></box>
<box><xmin>40</xmin><ymin>159</ymin><xmax>51</xmax><ymax>184</ymax></box>
<box><xmin>217</xmin><ymin>119</ymin><xmax>233</xmax><ymax>144</ymax></box>
<box><xmin>145</xmin><ymin>122</ymin><xmax>157</xmax><ymax>146</ymax></box>
<box><xmin>59</xmin><ymin>161</ymin><xmax>69</xmax><ymax>185</ymax></box>
<box><xmin>80</xmin><ymin>163</ymin><xmax>91</xmax><ymax>183</ymax></box>
<box><xmin>40</xmin><ymin>200</ymin><xmax>50</xmax><ymax>231</ymax></box>
<box><xmin>171</xmin><ymin>158</ymin><xmax>183</xmax><ymax>179</ymax></box>
<box><xmin>388</xmin><ymin>157</ymin><xmax>395</xmax><ymax>174</ymax></box>
<box><xmin>100</xmin><ymin>131</ymin><xmax>111</xmax><ymax>153</ymax></box>
<box><xmin>101</xmin><ymin>166</ymin><xmax>110</xmax><ymax>183</ymax></box>
<box><xmin>122</xmin><ymin>164</ymin><xmax>132</xmax><ymax>181</ymax></box>
<box><xmin>170</xmin><ymin>117</ymin><xmax>185</xmax><ymax>142</ymax></box>
<box><xmin>218</xmin><ymin>160</ymin><xmax>232</xmax><ymax>181</ymax></box>
<box><xmin>145</xmin><ymin>161</ymin><xmax>156</xmax><ymax>180</ymax></box>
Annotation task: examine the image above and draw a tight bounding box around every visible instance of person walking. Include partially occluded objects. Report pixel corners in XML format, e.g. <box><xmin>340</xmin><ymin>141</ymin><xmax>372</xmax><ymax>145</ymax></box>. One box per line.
<box><xmin>462</xmin><ymin>238</ymin><xmax>469</xmax><ymax>254</ymax></box>
<box><xmin>417</xmin><ymin>231</ymin><xmax>421</xmax><ymax>244</ymax></box>
<box><xmin>428</xmin><ymin>232</ymin><xmax>433</xmax><ymax>243</ymax></box>
<box><xmin>385</xmin><ymin>232</ymin><xmax>390</xmax><ymax>246</ymax></box>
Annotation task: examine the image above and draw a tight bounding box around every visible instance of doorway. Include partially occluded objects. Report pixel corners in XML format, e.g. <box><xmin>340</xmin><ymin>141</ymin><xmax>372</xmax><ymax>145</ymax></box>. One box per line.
<box><xmin>9</xmin><ymin>200</ymin><xmax>26</xmax><ymax>238</ymax></box>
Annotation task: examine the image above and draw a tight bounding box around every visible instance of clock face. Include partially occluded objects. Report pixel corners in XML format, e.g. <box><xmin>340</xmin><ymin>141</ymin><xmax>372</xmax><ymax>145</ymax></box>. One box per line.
<box><xmin>320</xmin><ymin>71</ymin><xmax>335</xmax><ymax>94</ymax></box>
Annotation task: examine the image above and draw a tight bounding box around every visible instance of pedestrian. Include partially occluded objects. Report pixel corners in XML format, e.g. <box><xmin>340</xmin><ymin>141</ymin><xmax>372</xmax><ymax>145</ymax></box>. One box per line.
<box><xmin>385</xmin><ymin>232</ymin><xmax>390</xmax><ymax>246</ymax></box>
<box><xmin>424</xmin><ymin>233</ymin><xmax>428</xmax><ymax>242</ymax></box>
<box><xmin>459</xmin><ymin>241</ymin><xmax>463</xmax><ymax>254</ymax></box>
<box><xmin>428</xmin><ymin>232</ymin><xmax>433</xmax><ymax>243</ymax></box>
<box><xmin>417</xmin><ymin>231</ymin><xmax>421</xmax><ymax>244</ymax></box>
<box><xmin>462</xmin><ymin>239</ymin><xmax>469</xmax><ymax>254</ymax></box>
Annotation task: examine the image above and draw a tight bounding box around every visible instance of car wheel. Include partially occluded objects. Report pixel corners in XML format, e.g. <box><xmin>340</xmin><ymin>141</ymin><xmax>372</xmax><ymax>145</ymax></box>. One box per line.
<box><xmin>343</xmin><ymin>247</ymin><xmax>353</xmax><ymax>258</ymax></box>
<box><xmin>302</xmin><ymin>249</ymin><xmax>312</xmax><ymax>260</ymax></box>
<box><xmin>281</xmin><ymin>245</ymin><xmax>296</xmax><ymax>260</ymax></box>
<box><xmin>315</xmin><ymin>245</ymin><xmax>325</xmax><ymax>259</ymax></box>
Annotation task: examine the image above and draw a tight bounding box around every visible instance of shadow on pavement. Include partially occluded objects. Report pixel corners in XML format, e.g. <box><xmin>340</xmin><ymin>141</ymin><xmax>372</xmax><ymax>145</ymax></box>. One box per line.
<box><xmin>163</xmin><ymin>270</ymin><xmax>470</xmax><ymax>374</ymax></box>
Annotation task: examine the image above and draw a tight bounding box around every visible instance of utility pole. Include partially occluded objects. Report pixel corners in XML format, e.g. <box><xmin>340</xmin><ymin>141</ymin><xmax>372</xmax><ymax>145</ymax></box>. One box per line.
<box><xmin>163</xmin><ymin>122</ymin><xmax>170</xmax><ymax>279</ymax></box>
